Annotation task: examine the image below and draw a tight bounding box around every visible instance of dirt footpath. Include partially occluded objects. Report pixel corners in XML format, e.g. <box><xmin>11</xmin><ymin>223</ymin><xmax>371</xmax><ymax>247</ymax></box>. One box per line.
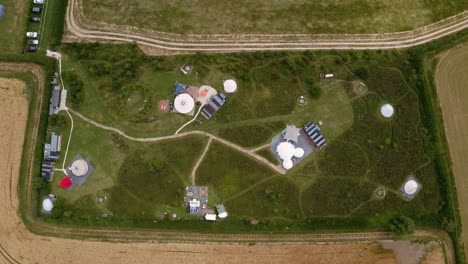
<box><xmin>435</xmin><ymin>43</ymin><xmax>468</xmax><ymax>259</ymax></box>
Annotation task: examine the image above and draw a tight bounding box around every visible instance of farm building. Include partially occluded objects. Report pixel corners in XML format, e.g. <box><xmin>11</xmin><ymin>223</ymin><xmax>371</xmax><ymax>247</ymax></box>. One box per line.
<box><xmin>41</xmin><ymin>162</ymin><xmax>54</xmax><ymax>182</ymax></box>
<box><xmin>44</xmin><ymin>132</ymin><xmax>61</xmax><ymax>161</ymax></box>
<box><xmin>49</xmin><ymin>86</ymin><xmax>61</xmax><ymax>115</ymax></box>
<box><xmin>201</xmin><ymin>93</ymin><xmax>227</xmax><ymax>119</ymax></box>
<box><xmin>216</xmin><ymin>204</ymin><xmax>228</xmax><ymax>218</ymax></box>
<box><xmin>304</xmin><ymin>122</ymin><xmax>327</xmax><ymax>149</ymax></box>
<box><xmin>184</xmin><ymin>186</ymin><xmax>208</xmax><ymax>215</ymax></box>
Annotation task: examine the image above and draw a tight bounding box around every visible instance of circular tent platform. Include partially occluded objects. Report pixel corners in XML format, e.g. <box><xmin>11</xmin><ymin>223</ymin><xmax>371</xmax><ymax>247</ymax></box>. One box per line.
<box><xmin>174</xmin><ymin>93</ymin><xmax>195</xmax><ymax>114</ymax></box>
<box><xmin>380</xmin><ymin>103</ymin><xmax>395</xmax><ymax>118</ymax></box>
<box><xmin>70</xmin><ymin>159</ymin><xmax>89</xmax><ymax>177</ymax></box>
<box><xmin>223</xmin><ymin>79</ymin><xmax>237</xmax><ymax>93</ymax></box>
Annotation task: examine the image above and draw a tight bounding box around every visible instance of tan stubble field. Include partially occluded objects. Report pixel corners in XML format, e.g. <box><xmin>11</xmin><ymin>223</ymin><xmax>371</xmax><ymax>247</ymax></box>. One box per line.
<box><xmin>435</xmin><ymin>43</ymin><xmax>468</xmax><ymax>259</ymax></box>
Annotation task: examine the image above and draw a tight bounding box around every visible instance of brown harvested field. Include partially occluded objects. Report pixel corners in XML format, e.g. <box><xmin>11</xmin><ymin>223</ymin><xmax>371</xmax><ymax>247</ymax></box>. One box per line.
<box><xmin>0</xmin><ymin>70</ymin><xmax>400</xmax><ymax>263</ymax></box>
<box><xmin>435</xmin><ymin>43</ymin><xmax>468</xmax><ymax>259</ymax></box>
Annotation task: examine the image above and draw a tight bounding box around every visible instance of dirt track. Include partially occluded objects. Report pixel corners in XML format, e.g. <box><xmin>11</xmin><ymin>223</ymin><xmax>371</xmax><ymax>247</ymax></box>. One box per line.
<box><xmin>64</xmin><ymin>0</ymin><xmax>468</xmax><ymax>53</ymax></box>
<box><xmin>435</xmin><ymin>43</ymin><xmax>468</xmax><ymax>258</ymax></box>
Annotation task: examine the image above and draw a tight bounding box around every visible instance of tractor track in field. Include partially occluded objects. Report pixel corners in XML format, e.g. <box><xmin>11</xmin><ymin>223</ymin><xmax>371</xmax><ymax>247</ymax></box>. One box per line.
<box><xmin>65</xmin><ymin>0</ymin><xmax>468</xmax><ymax>53</ymax></box>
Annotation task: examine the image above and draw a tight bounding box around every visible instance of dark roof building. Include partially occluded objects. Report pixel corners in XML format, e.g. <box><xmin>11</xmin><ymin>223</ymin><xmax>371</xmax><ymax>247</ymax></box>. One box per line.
<box><xmin>49</xmin><ymin>86</ymin><xmax>61</xmax><ymax>115</ymax></box>
<box><xmin>201</xmin><ymin>93</ymin><xmax>226</xmax><ymax>120</ymax></box>
<box><xmin>41</xmin><ymin>162</ymin><xmax>54</xmax><ymax>182</ymax></box>
<box><xmin>304</xmin><ymin>122</ymin><xmax>327</xmax><ymax>149</ymax></box>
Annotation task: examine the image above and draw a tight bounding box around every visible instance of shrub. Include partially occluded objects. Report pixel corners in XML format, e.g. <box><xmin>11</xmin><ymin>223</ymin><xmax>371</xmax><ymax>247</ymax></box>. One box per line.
<box><xmin>353</xmin><ymin>66</ymin><xmax>369</xmax><ymax>79</ymax></box>
<box><xmin>389</xmin><ymin>215</ymin><xmax>415</xmax><ymax>236</ymax></box>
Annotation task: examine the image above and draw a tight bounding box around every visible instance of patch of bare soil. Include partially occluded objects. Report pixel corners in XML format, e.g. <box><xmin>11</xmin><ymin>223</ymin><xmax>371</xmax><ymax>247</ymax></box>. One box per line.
<box><xmin>435</xmin><ymin>43</ymin><xmax>468</xmax><ymax>258</ymax></box>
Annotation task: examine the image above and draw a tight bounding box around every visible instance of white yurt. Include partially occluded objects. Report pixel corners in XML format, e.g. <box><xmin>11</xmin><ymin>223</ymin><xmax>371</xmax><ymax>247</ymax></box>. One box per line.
<box><xmin>293</xmin><ymin>148</ymin><xmax>304</xmax><ymax>158</ymax></box>
<box><xmin>404</xmin><ymin>180</ymin><xmax>419</xmax><ymax>195</ymax></box>
<box><xmin>42</xmin><ymin>198</ymin><xmax>54</xmax><ymax>212</ymax></box>
<box><xmin>380</xmin><ymin>104</ymin><xmax>394</xmax><ymax>118</ymax></box>
<box><xmin>174</xmin><ymin>93</ymin><xmax>195</xmax><ymax>114</ymax></box>
<box><xmin>276</xmin><ymin>142</ymin><xmax>295</xmax><ymax>161</ymax></box>
<box><xmin>223</xmin><ymin>79</ymin><xmax>237</xmax><ymax>93</ymax></box>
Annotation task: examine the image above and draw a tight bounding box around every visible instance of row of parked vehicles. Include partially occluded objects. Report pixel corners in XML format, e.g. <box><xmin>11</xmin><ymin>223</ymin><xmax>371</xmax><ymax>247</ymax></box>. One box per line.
<box><xmin>27</xmin><ymin>0</ymin><xmax>45</xmax><ymax>52</ymax></box>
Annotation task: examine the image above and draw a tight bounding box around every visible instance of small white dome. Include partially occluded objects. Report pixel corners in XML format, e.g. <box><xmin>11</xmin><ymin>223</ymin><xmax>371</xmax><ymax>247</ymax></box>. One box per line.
<box><xmin>42</xmin><ymin>198</ymin><xmax>53</xmax><ymax>212</ymax></box>
<box><xmin>404</xmin><ymin>180</ymin><xmax>418</xmax><ymax>194</ymax></box>
<box><xmin>223</xmin><ymin>79</ymin><xmax>237</xmax><ymax>93</ymax></box>
<box><xmin>282</xmin><ymin>159</ymin><xmax>293</xmax><ymax>170</ymax></box>
<box><xmin>293</xmin><ymin>148</ymin><xmax>304</xmax><ymax>158</ymax></box>
<box><xmin>380</xmin><ymin>104</ymin><xmax>394</xmax><ymax>118</ymax></box>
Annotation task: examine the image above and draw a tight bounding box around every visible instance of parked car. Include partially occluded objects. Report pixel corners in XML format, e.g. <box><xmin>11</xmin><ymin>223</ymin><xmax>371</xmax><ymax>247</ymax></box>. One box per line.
<box><xmin>31</xmin><ymin>7</ymin><xmax>42</xmax><ymax>13</ymax></box>
<box><xmin>27</xmin><ymin>46</ymin><xmax>37</xmax><ymax>52</ymax></box>
<box><xmin>33</xmin><ymin>0</ymin><xmax>44</xmax><ymax>4</ymax></box>
<box><xmin>28</xmin><ymin>39</ymin><xmax>39</xmax><ymax>45</ymax></box>
<box><xmin>30</xmin><ymin>17</ymin><xmax>41</xmax><ymax>22</ymax></box>
<box><xmin>26</xmin><ymin>32</ymin><xmax>38</xmax><ymax>38</ymax></box>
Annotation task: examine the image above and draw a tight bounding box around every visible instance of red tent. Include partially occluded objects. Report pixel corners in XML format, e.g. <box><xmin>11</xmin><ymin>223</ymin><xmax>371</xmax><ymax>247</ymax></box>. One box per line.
<box><xmin>58</xmin><ymin>177</ymin><xmax>73</xmax><ymax>189</ymax></box>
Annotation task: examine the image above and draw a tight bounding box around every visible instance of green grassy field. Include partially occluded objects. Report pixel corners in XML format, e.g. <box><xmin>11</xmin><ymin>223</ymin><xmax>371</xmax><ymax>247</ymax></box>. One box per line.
<box><xmin>81</xmin><ymin>0</ymin><xmax>467</xmax><ymax>35</ymax></box>
<box><xmin>38</xmin><ymin>44</ymin><xmax>447</xmax><ymax>233</ymax></box>
<box><xmin>0</xmin><ymin>0</ymin><xmax>27</xmax><ymax>53</ymax></box>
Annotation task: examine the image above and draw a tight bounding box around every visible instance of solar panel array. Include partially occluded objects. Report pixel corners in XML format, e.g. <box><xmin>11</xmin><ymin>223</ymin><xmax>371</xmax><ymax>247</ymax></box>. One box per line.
<box><xmin>304</xmin><ymin>122</ymin><xmax>327</xmax><ymax>149</ymax></box>
<box><xmin>201</xmin><ymin>93</ymin><xmax>227</xmax><ymax>119</ymax></box>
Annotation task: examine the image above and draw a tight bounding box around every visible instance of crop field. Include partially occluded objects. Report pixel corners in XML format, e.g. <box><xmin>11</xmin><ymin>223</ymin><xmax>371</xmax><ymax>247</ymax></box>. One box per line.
<box><xmin>36</xmin><ymin>43</ymin><xmax>447</xmax><ymax>233</ymax></box>
<box><xmin>435</xmin><ymin>43</ymin><xmax>468</xmax><ymax>257</ymax></box>
<box><xmin>79</xmin><ymin>0</ymin><xmax>467</xmax><ymax>35</ymax></box>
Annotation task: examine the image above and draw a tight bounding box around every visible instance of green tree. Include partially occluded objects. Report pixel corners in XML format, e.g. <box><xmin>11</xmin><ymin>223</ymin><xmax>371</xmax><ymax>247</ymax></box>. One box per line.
<box><xmin>389</xmin><ymin>215</ymin><xmax>415</xmax><ymax>236</ymax></box>
<box><xmin>354</xmin><ymin>66</ymin><xmax>369</xmax><ymax>80</ymax></box>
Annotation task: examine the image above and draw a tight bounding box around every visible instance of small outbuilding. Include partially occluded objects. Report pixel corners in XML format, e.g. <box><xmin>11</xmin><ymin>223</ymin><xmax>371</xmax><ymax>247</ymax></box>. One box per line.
<box><xmin>216</xmin><ymin>204</ymin><xmax>228</xmax><ymax>218</ymax></box>
<box><xmin>201</xmin><ymin>93</ymin><xmax>227</xmax><ymax>119</ymax></box>
<box><xmin>205</xmin><ymin>213</ymin><xmax>217</xmax><ymax>221</ymax></box>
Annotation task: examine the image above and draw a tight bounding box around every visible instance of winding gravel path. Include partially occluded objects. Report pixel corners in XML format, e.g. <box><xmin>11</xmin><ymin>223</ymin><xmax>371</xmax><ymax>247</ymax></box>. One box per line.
<box><xmin>66</xmin><ymin>0</ymin><xmax>468</xmax><ymax>52</ymax></box>
<box><xmin>191</xmin><ymin>138</ymin><xmax>213</xmax><ymax>185</ymax></box>
<box><xmin>68</xmin><ymin>109</ymin><xmax>286</xmax><ymax>174</ymax></box>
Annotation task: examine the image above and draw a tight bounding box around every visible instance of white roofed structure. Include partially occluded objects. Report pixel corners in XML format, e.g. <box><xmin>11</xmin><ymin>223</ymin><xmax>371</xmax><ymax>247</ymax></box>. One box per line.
<box><xmin>293</xmin><ymin>148</ymin><xmax>304</xmax><ymax>158</ymax></box>
<box><xmin>42</xmin><ymin>198</ymin><xmax>53</xmax><ymax>212</ymax></box>
<box><xmin>282</xmin><ymin>159</ymin><xmax>293</xmax><ymax>170</ymax></box>
<box><xmin>404</xmin><ymin>180</ymin><xmax>418</xmax><ymax>194</ymax></box>
<box><xmin>70</xmin><ymin>159</ymin><xmax>88</xmax><ymax>177</ymax></box>
<box><xmin>223</xmin><ymin>79</ymin><xmax>237</xmax><ymax>93</ymax></box>
<box><xmin>276</xmin><ymin>142</ymin><xmax>295</xmax><ymax>161</ymax></box>
<box><xmin>284</xmin><ymin>125</ymin><xmax>301</xmax><ymax>142</ymax></box>
<box><xmin>205</xmin><ymin>213</ymin><xmax>217</xmax><ymax>221</ymax></box>
<box><xmin>174</xmin><ymin>93</ymin><xmax>195</xmax><ymax>114</ymax></box>
<box><xmin>380</xmin><ymin>104</ymin><xmax>395</xmax><ymax>118</ymax></box>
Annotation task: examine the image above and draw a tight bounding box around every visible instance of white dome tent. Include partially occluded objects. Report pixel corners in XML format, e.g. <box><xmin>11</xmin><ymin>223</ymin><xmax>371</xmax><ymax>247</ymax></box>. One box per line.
<box><xmin>276</xmin><ymin>142</ymin><xmax>304</xmax><ymax>170</ymax></box>
<box><xmin>380</xmin><ymin>103</ymin><xmax>394</xmax><ymax>118</ymax></box>
<box><xmin>404</xmin><ymin>180</ymin><xmax>418</xmax><ymax>195</ymax></box>
<box><xmin>42</xmin><ymin>198</ymin><xmax>53</xmax><ymax>212</ymax></box>
<box><xmin>223</xmin><ymin>79</ymin><xmax>237</xmax><ymax>93</ymax></box>
<box><xmin>174</xmin><ymin>93</ymin><xmax>195</xmax><ymax>114</ymax></box>
<box><xmin>293</xmin><ymin>148</ymin><xmax>304</xmax><ymax>158</ymax></box>
<box><xmin>70</xmin><ymin>159</ymin><xmax>89</xmax><ymax>177</ymax></box>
